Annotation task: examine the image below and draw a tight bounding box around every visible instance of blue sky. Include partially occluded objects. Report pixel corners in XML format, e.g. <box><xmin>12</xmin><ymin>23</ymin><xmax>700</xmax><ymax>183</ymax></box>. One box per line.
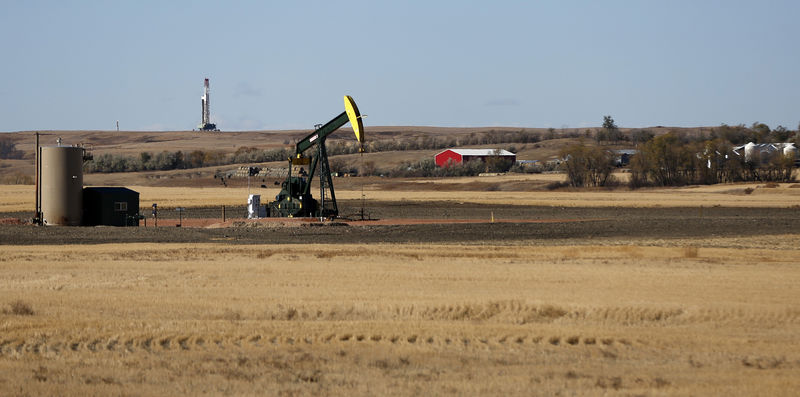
<box><xmin>1</xmin><ymin>1</ymin><xmax>798</xmax><ymax>132</ymax></box>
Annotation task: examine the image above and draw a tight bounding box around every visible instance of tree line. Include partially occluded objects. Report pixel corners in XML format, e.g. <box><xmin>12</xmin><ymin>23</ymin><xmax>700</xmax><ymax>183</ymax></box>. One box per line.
<box><xmin>84</xmin><ymin>147</ymin><xmax>291</xmax><ymax>173</ymax></box>
<box><xmin>337</xmin><ymin>157</ymin><xmax>516</xmax><ymax>178</ymax></box>
<box><xmin>326</xmin><ymin>129</ymin><xmax>548</xmax><ymax>156</ymax></box>
<box><xmin>0</xmin><ymin>139</ymin><xmax>25</xmax><ymax>159</ymax></box>
<box><xmin>83</xmin><ymin>129</ymin><xmax>546</xmax><ymax>173</ymax></box>
<box><xmin>562</xmin><ymin>133</ymin><xmax>797</xmax><ymax>188</ymax></box>
<box><xmin>629</xmin><ymin>134</ymin><xmax>795</xmax><ymax>186</ymax></box>
<box><xmin>593</xmin><ymin>119</ymin><xmax>799</xmax><ymax>146</ymax></box>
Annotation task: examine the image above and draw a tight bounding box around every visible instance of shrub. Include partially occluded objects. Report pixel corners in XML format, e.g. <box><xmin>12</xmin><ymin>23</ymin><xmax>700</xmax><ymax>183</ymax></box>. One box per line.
<box><xmin>0</xmin><ymin>139</ymin><xmax>25</xmax><ymax>159</ymax></box>
<box><xmin>560</xmin><ymin>143</ymin><xmax>616</xmax><ymax>187</ymax></box>
<box><xmin>545</xmin><ymin>181</ymin><xmax>570</xmax><ymax>190</ymax></box>
<box><xmin>5</xmin><ymin>300</ymin><xmax>34</xmax><ymax>315</ymax></box>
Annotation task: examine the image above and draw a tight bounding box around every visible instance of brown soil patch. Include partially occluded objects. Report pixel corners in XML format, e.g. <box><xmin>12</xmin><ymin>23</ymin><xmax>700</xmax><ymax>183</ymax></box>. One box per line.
<box><xmin>343</xmin><ymin>218</ymin><xmax>604</xmax><ymax>226</ymax></box>
<box><xmin>156</xmin><ymin>217</ymin><xmax>606</xmax><ymax>228</ymax></box>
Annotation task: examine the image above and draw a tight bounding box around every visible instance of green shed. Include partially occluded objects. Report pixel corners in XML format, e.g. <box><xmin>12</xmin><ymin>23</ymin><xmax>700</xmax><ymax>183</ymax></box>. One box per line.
<box><xmin>82</xmin><ymin>187</ymin><xmax>140</xmax><ymax>226</ymax></box>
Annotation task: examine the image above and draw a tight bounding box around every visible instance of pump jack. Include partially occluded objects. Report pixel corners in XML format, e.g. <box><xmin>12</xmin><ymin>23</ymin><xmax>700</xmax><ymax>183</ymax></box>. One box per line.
<box><xmin>268</xmin><ymin>96</ymin><xmax>364</xmax><ymax>218</ymax></box>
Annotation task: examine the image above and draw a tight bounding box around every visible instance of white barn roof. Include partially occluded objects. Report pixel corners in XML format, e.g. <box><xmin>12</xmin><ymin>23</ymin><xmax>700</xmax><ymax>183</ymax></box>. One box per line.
<box><xmin>732</xmin><ymin>142</ymin><xmax>795</xmax><ymax>153</ymax></box>
<box><xmin>437</xmin><ymin>149</ymin><xmax>515</xmax><ymax>157</ymax></box>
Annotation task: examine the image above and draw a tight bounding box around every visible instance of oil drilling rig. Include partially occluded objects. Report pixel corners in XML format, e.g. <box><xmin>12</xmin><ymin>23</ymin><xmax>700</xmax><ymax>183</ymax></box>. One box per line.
<box><xmin>197</xmin><ymin>78</ymin><xmax>219</xmax><ymax>131</ymax></box>
<box><xmin>268</xmin><ymin>95</ymin><xmax>364</xmax><ymax>218</ymax></box>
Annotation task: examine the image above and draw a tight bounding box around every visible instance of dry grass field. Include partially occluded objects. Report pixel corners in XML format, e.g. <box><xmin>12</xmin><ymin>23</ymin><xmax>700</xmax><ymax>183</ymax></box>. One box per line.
<box><xmin>3</xmin><ymin>177</ymin><xmax>800</xmax><ymax>213</ymax></box>
<box><xmin>2</xmin><ymin>239</ymin><xmax>799</xmax><ymax>396</ymax></box>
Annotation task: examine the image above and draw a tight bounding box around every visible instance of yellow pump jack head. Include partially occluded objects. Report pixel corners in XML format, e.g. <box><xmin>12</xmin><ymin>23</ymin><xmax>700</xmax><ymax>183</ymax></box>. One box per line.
<box><xmin>344</xmin><ymin>95</ymin><xmax>365</xmax><ymax>152</ymax></box>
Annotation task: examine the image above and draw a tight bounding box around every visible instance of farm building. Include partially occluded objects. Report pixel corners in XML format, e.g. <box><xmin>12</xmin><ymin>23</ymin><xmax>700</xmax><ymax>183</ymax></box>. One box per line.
<box><xmin>732</xmin><ymin>142</ymin><xmax>797</xmax><ymax>164</ymax></box>
<box><xmin>614</xmin><ymin>149</ymin><xmax>637</xmax><ymax>166</ymax></box>
<box><xmin>82</xmin><ymin>187</ymin><xmax>140</xmax><ymax>226</ymax></box>
<box><xmin>435</xmin><ymin>149</ymin><xmax>516</xmax><ymax>167</ymax></box>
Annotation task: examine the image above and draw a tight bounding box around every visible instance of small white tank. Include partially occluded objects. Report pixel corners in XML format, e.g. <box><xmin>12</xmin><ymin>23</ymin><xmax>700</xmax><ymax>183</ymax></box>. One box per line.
<box><xmin>783</xmin><ymin>143</ymin><xmax>797</xmax><ymax>158</ymax></box>
<box><xmin>743</xmin><ymin>142</ymin><xmax>756</xmax><ymax>163</ymax></box>
<box><xmin>247</xmin><ymin>194</ymin><xmax>261</xmax><ymax>219</ymax></box>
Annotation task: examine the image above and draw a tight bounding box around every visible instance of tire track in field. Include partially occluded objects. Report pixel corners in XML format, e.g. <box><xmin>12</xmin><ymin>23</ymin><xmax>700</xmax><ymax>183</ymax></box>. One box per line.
<box><xmin>0</xmin><ymin>332</ymin><xmax>641</xmax><ymax>358</ymax></box>
<box><xmin>260</xmin><ymin>301</ymin><xmax>800</xmax><ymax>327</ymax></box>
<box><xmin>6</xmin><ymin>332</ymin><xmax>798</xmax><ymax>373</ymax></box>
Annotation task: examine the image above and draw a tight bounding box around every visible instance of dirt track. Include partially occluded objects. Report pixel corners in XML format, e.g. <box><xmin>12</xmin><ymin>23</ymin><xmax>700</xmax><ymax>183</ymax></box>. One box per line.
<box><xmin>1</xmin><ymin>202</ymin><xmax>797</xmax><ymax>245</ymax></box>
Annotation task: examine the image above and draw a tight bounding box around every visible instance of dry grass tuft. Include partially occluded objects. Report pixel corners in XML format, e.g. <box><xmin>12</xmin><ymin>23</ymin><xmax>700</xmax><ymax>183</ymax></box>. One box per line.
<box><xmin>741</xmin><ymin>356</ymin><xmax>786</xmax><ymax>370</ymax></box>
<box><xmin>4</xmin><ymin>299</ymin><xmax>34</xmax><ymax>315</ymax></box>
<box><xmin>596</xmin><ymin>376</ymin><xmax>623</xmax><ymax>390</ymax></box>
<box><xmin>213</xmin><ymin>309</ymin><xmax>243</xmax><ymax>321</ymax></box>
<box><xmin>255</xmin><ymin>250</ymin><xmax>275</xmax><ymax>259</ymax></box>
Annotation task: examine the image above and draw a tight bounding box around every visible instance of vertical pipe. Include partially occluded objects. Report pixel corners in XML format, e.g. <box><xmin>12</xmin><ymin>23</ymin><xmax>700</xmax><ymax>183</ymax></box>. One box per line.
<box><xmin>222</xmin><ymin>205</ymin><xmax>226</xmax><ymax>222</ymax></box>
<box><xmin>287</xmin><ymin>158</ymin><xmax>293</xmax><ymax>213</ymax></box>
<box><xmin>34</xmin><ymin>132</ymin><xmax>39</xmax><ymax>224</ymax></box>
<box><xmin>38</xmin><ymin>143</ymin><xmax>42</xmax><ymax>223</ymax></box>
<box><xmin>318</xmin><ymin>143</ymin><xmax>324</xmax><ymax>220</ymax></box>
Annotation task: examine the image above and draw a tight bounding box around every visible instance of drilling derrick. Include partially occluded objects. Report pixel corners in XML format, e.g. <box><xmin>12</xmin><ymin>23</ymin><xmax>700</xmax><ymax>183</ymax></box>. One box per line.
<box><xmin>197</xmin><ymin>78</ymin><xmax>218</xmax><ymax>131</ymax></box>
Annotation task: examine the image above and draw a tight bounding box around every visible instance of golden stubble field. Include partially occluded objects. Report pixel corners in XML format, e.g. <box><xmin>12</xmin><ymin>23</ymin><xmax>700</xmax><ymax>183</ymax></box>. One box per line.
<box><xmin>2</xmin><ymin>238</ymin><xmax>800</xmax><ymax>396</ymax></box>
<box><xmin>3</xmin><ymin>177</ymin><xmax>800</xmax><ymax>212</ymax></box>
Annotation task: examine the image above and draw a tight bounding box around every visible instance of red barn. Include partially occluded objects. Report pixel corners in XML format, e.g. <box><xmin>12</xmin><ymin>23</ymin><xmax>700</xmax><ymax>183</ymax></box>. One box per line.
<box><xmin>434</xmin><ymin>149</ymin><xmax>516</xmax><ymax>167</ymax></box>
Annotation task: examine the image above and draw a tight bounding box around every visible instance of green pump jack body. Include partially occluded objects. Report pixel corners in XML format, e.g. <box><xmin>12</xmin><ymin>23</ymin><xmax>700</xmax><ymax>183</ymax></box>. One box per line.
<box><xmin>268</xmin><ymin>96</ymin><xmax>364</xmax><ymax>219</ymax></box>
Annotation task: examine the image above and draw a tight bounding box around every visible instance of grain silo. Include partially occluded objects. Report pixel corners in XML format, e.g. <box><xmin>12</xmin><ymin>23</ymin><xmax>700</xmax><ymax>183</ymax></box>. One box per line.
<box><xmin>743</xmin><ymin>142</ymin><xmax>756</xmax><ymax>163</ymax></box>
<box><xmin>40</xmin><ymin>144</ymin><xmax>86</xmax><ymax>226</ymax></box>
<box><xmin>783</xmin><ymin>143</ymin><xmax>797</xmax><ymax>158</ymax></box>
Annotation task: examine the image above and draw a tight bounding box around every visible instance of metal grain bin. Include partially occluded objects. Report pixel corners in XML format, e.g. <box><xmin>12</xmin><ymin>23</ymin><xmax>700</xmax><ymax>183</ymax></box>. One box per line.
<box><xmin>40</xmin><ymin>146</ymin><xmax>85</xmax><ymax>226</ymax></box>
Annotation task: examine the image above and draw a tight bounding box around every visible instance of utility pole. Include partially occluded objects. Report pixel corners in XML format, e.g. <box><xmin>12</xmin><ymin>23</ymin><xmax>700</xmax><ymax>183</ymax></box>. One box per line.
<box><xmin>34</xmin><ymin>132</ymin><xmax>40</xmax><ymax>225</ymax></box>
